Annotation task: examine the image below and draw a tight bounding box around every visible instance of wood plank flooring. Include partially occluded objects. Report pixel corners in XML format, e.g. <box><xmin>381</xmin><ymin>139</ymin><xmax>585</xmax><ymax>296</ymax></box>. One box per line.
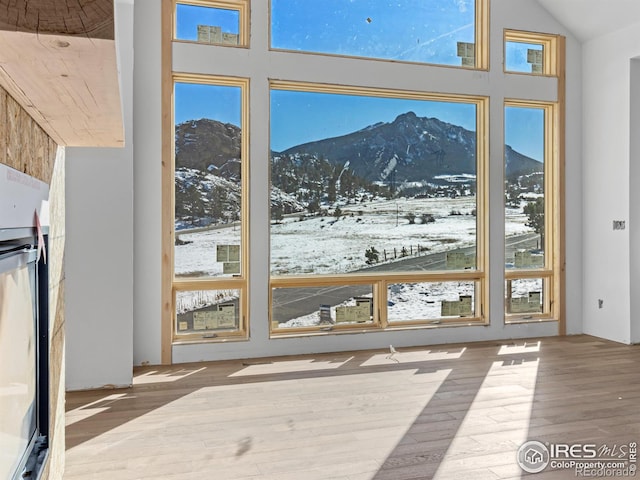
<box><xmin>65</xmin><ymin>335</ymin><xmax>640</xmax><ymax>479</ymax></box>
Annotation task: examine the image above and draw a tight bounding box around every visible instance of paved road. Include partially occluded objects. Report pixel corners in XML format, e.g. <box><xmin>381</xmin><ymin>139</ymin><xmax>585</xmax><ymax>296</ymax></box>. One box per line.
<box><xmin>273</xmin><ymin>233</ymin><xmax>541</xmax><ymax>322</ymax></box>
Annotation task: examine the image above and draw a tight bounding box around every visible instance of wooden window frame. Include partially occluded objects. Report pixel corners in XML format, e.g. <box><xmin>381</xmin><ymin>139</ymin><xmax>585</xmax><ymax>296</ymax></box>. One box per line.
<box><xmin>504</xmin><ymin>99</ymin><xmax>560</xmax><ymax>324</ymax></box>
<box><xmin>268</xmin><ymin>80</ymin><xmax>489</xmax><ymax>336</ymax></box>
<box><xmin>268</xmin><ymin>0</ymin><xmax>489</xmax><ymax>70</ymax></box>
<box><xmin>163</xmin><ymin>0</ymin><xmax>252</xmax><ymax>363</ymax></box>
<box><xmin>504</xmin><ymin>30</ymin><xmax>558</xmax><ymax>76</ymax></box>
<box><xmin>173</xmin><ymin>0</ymin><xmax>250</xmax><ymax>47</ymax></box>
<box><xmin>167</xmin><ymin>73</ymin><xmax>250</xmax><ymax>345</ymax></box>
<box><xmin>160</xmin><ymin>0</ymin><xmax>567</xmax><ymax>360</ymax></box>
<box><xmin>503</xmin><ymin>32</ymin><xmax>565</xmax><ymax>331</ymax></box>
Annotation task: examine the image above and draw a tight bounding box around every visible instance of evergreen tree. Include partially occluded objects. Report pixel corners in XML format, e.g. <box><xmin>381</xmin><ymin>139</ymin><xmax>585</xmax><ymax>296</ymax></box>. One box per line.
<box><xmin>271</xmin><ymin>204</ymin><xmax>284</xmax><ymax>223</ymax></box>
<box><xmin>523</xmin><ymin>197</ymin><xmax>545</xmax><ymax>244</ymax></box>
<box><xmin>365</xmin><ymin>246</ymin><xmax>379</xmax><ymax>265</ymax></box>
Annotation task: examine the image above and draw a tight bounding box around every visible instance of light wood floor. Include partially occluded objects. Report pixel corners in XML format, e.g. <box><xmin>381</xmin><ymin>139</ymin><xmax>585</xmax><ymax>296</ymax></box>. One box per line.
<box><xmin>65</xmin><ymin>335</ymin><xmax>640</xmax><ymax>479</ymax></box>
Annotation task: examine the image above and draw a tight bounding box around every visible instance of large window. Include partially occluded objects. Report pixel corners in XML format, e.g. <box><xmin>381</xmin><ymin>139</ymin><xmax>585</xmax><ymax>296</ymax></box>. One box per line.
<box><xmin>162</xmin><ymin>0</ymin><xmax>564</xmax><ymax>353</ymax></box>
<box><xmin>271</xmin><ymin>0</ymin><xmax>488</xmax><ymax>69</ymax></box>
<box><xmin>504</xmin><ymin>101</ymin><xmax>559</xmax><ymax>321</ymax></box>
<box><xmin>270</xmin><ymin>81</ymin><xmax>488</xmax><ymax>333</ymax></box>
<box><xmin>170</xmin><ymin>74</ymin><xmax>249</xmax><ymax>341</ymax></box>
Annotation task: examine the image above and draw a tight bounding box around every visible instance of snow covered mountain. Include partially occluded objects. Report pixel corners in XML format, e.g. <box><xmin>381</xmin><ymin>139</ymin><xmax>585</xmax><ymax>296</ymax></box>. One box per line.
<box><xmin>173</xmin><ymin>114</ymin><xmax>542</xmax><ymax>228</ymax></box>
<box><xmin>280</xmin><ymin>111</ymin><xmax>542</xmax><ymax>183</ymax></box>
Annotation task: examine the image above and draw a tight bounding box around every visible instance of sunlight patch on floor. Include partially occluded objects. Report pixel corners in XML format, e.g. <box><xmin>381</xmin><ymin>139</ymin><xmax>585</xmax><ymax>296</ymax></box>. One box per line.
<box><xmin>66</xmin><ymin>393</ymin><xmax>129</xmax><ymax>427</ymax></box>
<box><xmin>65</xmin><ymin>368</ymin><xmax>451</xmax><ymax>480</ymax></box>
<box><xmin>432</xmin><ymin>357</ymin><xmax>539</xmax><ymax>479</ymax></box>
<box><xmin>228</xmin><ymin>357</ymin><xmax>354</xmax><ymax>377</ymax></box>
<box><xmin>133</xmin><ymin>366</ymin><xmax>207</xmax><ymax>385</ymax></box>
<box><xmin>360</xmin><ymin>348</ymin><xmax>466</xmax><ymax>366</ymax></box>
<box><xmin>498</xmin><ymin>341</ymin><xmax>541</xmax><ymax>356</ymax></box>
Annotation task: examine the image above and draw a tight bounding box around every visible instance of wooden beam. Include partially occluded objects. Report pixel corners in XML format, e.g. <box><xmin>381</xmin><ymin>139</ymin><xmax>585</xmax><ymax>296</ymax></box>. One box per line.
<box><xmin>0</xmin><ymin>0</ymin><xmax>122</xmax><ymax>147</ymax></box>
<box><xmin>0</xmin><ymin>0</ymin><xmax>114</xmax><ymax>39</ymax></box>
<box><xmin>557</xmin><ymin>35</ymin><xmax>567</xmax><ymax>336</ymax></box>
<box><xmin>161</xmin><ymin>0</ymin><xmax>173</xmax><ymax>364</ymax></box>
<box><xmin>0</xmin><ymin>27</ymin><xmax>123</xmax><ymax>147</ymax></box>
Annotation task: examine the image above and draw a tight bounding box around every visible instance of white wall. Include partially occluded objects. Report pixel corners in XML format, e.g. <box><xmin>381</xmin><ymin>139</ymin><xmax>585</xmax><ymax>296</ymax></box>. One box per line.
<box><xmin>582</xmin><ymin>24</ymin><xmax>640</xmax><ymax>344</ymax></box>
<box><xmin>128</xmin><ymin>0</ymin><xmax>583</xmax><ymax>364</ymax></box>
<box><xmin>65</xmin><ymin>0</ymin><xmax>134</xmax><ymax>389</ymax></box>
<box><xmin>132</xmin><ymin>0</ymin><xmax>163</xmax><ymax>366</ymax></box>
<box><xmin>631</xmin><ymin>57</ymin><xmax>640</xmax><ymax>343</ymax></box>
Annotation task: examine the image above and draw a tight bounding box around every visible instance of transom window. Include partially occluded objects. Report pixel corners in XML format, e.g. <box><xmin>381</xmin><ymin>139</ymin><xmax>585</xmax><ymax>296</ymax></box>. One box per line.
<box><xmin>174</xmin><ymin>0</ymin><xmax>249</xmax><ymax>46</ymax></box>
<box><xmin>504</xmin><ymin>30</ymin><xmax>559</xmax><ymax>75</ymax></box>
<box><xmin>271</xmin><ymin>0</ymin><xmax>488</xmax><ymax>68</ymax></box>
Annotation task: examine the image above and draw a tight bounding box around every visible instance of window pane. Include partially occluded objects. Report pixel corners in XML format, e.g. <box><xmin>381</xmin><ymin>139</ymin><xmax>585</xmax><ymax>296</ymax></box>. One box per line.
<box><xmin>0</xmin><ymin>261</ymin><xmax>36</xmax><ymax>480</ymax></box>
<box><xmin>272</xmin><ymin>285</ymin><xmax>374</xmax><ymax>329</ymax></box>
<box><xmin>505</xmin><ymin>42</ymin><xmax>543</xmax><ymax>74</ymax></box>
<box><xmin>176</xmin><ymin>3</ymin><xmax>240</xmax><ymax>45</ymax></box>
<box><xmin>504</xmin><ymin>106</ymin><xmax>545</xmax><ymax>270</ymax></box>
<box><xmin>387</xmin><ymin>281</ymin><xmax>476</xmax><ymax>322</ymax></box>
<box><xmin>174</xmin><ymin>82</ymin><xmax>243</xmax><ymax>278</ymax></box>
<box><xmin>505</xmin><ymin>278</ymin><xmax>544</xmax><ymax>315</ymax></box>
<box><xmin>271</xmin><ymin>0</ymin><xmax>476</xmax><ymax>67</ymax></box>
<box><xmin>271</xmin><ymin>88</ymin><xmax>478</xmax><ymax>276</ymax></box>
<box><xmin>176</xmin><ymin>289</ymin><xmax>241</xmax><ymax>335</ymax></box>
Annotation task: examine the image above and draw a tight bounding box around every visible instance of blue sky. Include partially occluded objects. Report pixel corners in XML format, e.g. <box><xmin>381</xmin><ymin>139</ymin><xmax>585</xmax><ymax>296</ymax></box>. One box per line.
<box><xmin>505</xmin><ymin>41</ymin><xmax>543</xmax><ymax>74</ymax></box>
<box><xmin>175</xmin><ymin>83</ymin><xmax>241</xmax><ymax>126</ymax></box>
<box><xmin>174</xmin><ymin>1</ymin><xmax>543</xmax><ymax>161</ymax></box>
<box><xmin>271</xmin><ymin>0</ymin><xmax>474</xmax><ymax>65</ymax></box>
<box><xmin>175</xmin><ymin>84</ymin><xmax>543</xmax><ymax>162</ymax></box>
<box><xmin>176</xmin><ymin>4</ymin><xmax>239</xmax><ymax>40</ymax></box>
<box><xmin>505</xmin><ymin>106</ymin><xmax>544</xmax><ymax>162</ymax></box>
<box><xmin>270</xmin><ymin>90</ymin><xmax>476</xmax><ymax>152</ymax></box>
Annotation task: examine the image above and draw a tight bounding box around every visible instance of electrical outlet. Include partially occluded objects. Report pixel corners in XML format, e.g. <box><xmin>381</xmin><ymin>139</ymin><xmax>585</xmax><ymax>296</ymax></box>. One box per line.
<box><xmin>613</xmin><ymin>220</ymin><xmax>626</xmax><ymax>230</ymax></box>
<box><xmin>598</xmin><ymin>299</ymin><xmax>604</xmax><ymax>309</ymax></box>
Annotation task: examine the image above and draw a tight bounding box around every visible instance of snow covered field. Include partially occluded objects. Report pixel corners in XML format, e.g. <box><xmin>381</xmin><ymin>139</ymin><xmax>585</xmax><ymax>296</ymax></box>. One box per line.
<box><xmin>175</xmin><ymin>226</ymin><xmax>240</xmax><ymax>277</ymax></box>
<box><xmin>278</xmin><ymin>281</ymin><xmax>479</xmax><ymax>328</ymax></box>
<box><xmin>271</xmin><ymin>196</ymin><xmax>478</xmax><ymax>275</ymax></box>
<box><xmin>175</xmin><ymin>196</ymin><xmax>533</xmax><ymax>277</ymax></box>
<box><xmin>174</xmin><ymin>196</ymin><xmax>540</xmax><ymax>325</ymax></box>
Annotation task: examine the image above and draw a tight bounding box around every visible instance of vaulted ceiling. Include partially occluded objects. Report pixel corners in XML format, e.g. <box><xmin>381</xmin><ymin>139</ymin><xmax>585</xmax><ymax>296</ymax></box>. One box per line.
<box><xmin>0</xmin><ymin>0</ymin><xmax>122</xmax><ymax>147</ymax></box>
<box><xmin>536</xmin><ymin>0</ymin><xmax>640</xmax><ymax>42</ymax></box>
